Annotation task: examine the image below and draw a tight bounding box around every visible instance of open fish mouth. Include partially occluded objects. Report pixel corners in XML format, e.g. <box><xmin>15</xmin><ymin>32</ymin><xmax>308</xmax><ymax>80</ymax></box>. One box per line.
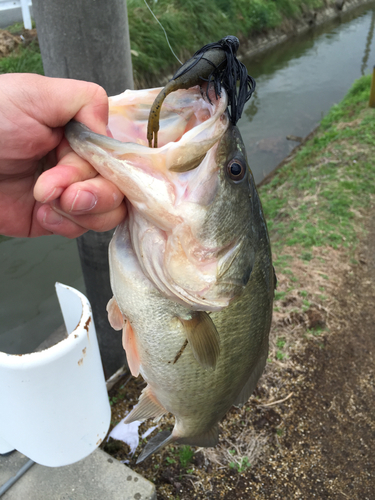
<box><xmin>66</xmin><ymin>83</ymin><xmax>229</xmax><ymax>177</ymax></box>
<box><xmin>109</xmin><ymin>83</ymin><xmax>227</xmax><ymax>147</ymax></box>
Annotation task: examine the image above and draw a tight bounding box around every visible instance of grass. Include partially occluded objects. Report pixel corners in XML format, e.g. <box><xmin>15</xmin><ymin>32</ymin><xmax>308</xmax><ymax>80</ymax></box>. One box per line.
<box><xmin>261</xmin><ymin>74</ymin><xmax>375</xmax><ymax>255</ymax></box>
<box><xmin>164</xmin><ymin>444</ymin><xmax>194</xmax><ymax>469</ymax></box>
<box><xmin>0</xmin><ymin>21</ymin><xmax>43</xmax><ymax>76</ymax></box>
<box><xmin>0</xmin><ymin>44</ymin><xmax>43</xmax><ymax>75</ymax></box>
<box><xmin>0</xmin><ymin>20</ymin><xmax>43</xmax><ymax>75</ymax></box>
<box><xmin>263</xmin><ymin>73</ymin><xmax>374</xmax><ymax>370</ymax></box>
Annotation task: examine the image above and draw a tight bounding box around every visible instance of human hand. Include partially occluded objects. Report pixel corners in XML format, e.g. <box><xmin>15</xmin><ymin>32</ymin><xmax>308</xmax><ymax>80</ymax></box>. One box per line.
<box><xmin>0</xmin><ymin>73</ymin><xmax>126</xmax><ymax>238</ymax></box>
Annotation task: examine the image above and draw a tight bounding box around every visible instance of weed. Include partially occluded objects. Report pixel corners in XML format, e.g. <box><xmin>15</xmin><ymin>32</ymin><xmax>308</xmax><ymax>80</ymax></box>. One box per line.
<box><xmin>307</xmin><ymin>326</ymin><xmax>326</xmax><ymax>336</ymax></box>
<box><xmin>109</xmin><ymin>396</ymin><xmax>119</xmax><ymax>406</ymax></box>
<box><xmin>301</xmin><ymin>252</ymin><xmax>313</xmax><ymax>261</ymax></box>
<box><xmin>283</xmin><ymin>268</ymin><xmax>294</xmax><ymax>276</ymax></box>
<box><xmin>275</xmin><ymin>291</ymin><xmax>286</xmax><ymax>301</ymax></box>
<box><xmin>179</xmin><ymin>445</ymin><xmax>194</xmax><ymax>468</ymax></box>
<box><xmin>276</xmin><ymin>337</ymin><xmax>286</xmax><ymax>349</ymax></box>
<box><xmin>230</xmin><ymin>456</ymin><xmax>251</xmax><ymax>473</ymax></box>
<box><xmin>276</xmin><ymin>351</ymin><xmax>285</xmax><ymax>361</ymax></box>
<box><xmin>165</xmin><ymin>456</ymin><xmax>176</xmax><ymax>465</ymax></box>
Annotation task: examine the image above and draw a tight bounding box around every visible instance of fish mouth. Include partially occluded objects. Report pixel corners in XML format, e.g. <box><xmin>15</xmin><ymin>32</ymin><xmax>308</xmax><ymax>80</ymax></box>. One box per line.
<box><xmin>108</xmin><ymin>84</ymin><xmax>229</xmax><ymax>173</ymax></box>
<box><xmin>66</xmin><ymin>84</ymin><xmax>228</xmax><ymax>177</ymax></box>
<box><xmin>65</xmin><ymin>83</ymin><xmax>229</xmax><ymax>232</ymax></box>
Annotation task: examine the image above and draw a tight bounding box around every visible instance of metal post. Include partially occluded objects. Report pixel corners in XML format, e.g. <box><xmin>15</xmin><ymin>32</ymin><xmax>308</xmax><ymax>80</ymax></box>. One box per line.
<box><xmin>33</xmin><ymin>0</ymin><xmax>134</xmax><ymax>377</ymax></box>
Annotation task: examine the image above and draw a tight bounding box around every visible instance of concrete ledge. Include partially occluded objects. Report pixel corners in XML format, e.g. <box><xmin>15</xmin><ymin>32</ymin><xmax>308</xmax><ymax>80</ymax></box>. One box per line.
<box><xmin>0</xmin><ymin>449</ymin><xmax>156</xmax><ymax>499</ymax></box>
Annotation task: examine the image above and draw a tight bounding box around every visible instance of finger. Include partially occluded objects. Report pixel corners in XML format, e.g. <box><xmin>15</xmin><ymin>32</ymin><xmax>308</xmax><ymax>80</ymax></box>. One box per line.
<box><xmin>37</xmin><ymin>199</ymin><xmax>127</xmax><ymax>236</ymax></box>
<box><xmin>59</xmin><ymin>176</ymin><xmax>124</xmax><ymax>215</ymax></box>
<box><xmin>41</xmin><ymin>77</ymin><xmax>109</xmax><ymax>133</ymax></box>
<box><xmin>33</xmin><ymin>148</ymin><xmax>98</xmax><ymax>203</ymax></box>
<box><xmin>59</xmin><ymin>202</ymin><xmax>127</xmax><ymax>233</ymax></box>
<box><xmin>4</xmin><ymin>74</ymin><xmax>109</xmax><ymax>134</ymax></box>
<box><xmin>35</xmin><ymin>204</ymin><xmax>87</xmax><ymax>239</ymax></box>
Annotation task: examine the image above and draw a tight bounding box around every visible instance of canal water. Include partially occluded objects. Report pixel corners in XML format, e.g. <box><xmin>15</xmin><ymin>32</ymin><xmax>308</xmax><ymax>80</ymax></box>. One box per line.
<box><xmin>1</xmin><ymin>2</ymin><xmax>375</xmax><ymax>354</ymax></box>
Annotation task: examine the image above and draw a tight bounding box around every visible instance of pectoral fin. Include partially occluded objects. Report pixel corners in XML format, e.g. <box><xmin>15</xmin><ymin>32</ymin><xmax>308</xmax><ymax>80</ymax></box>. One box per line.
<box><xmin>177</xmin><ymin>312</ymin><xmax>220</xmax><ymax>370</ymax></box>
<box><xmin>106</xmin><ymin>296</ymin><xmax>124</xmax><ymax>331</ymax></box>
<box><xmin>122</xmin><ymin>321</ymin><xmax>140</xmax><ymax>377</ymax></box>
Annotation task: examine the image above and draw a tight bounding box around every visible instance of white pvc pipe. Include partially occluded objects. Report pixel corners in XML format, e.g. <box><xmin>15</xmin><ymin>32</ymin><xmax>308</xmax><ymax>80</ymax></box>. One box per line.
<box><xmin>0</xmin><ymin>283</ymin><xmax>111</xmax><ymax>467</ymax></box>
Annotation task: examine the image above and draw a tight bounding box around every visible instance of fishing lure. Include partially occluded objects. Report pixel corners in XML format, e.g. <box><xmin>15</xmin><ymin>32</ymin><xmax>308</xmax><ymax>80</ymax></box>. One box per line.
<box><xmin>147</xmin><ymin>35</ymin><xmax>256</xmax><ymax>147</ymax></box>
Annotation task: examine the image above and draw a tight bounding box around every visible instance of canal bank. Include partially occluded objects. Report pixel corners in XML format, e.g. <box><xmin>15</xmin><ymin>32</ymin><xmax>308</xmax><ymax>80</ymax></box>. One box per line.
<box><xmin>239</xmin><ymin>0</ymin><xmax>375</xmax><ymax>59</ymax></box>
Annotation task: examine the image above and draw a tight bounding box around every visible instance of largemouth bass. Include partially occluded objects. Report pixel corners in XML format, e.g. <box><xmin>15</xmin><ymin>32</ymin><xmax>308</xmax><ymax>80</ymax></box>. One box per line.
<box><xmin>65</xmin><ymin>37</ymin><xmax>274</xmax><ymax>463</ymax></box>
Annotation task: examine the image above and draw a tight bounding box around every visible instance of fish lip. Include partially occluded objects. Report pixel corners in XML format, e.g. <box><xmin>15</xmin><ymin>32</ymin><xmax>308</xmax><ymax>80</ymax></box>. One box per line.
<box><xmin>65</xmin><ymin>120</ymin><xmax>90</xmax><ymax>142</ymax></box>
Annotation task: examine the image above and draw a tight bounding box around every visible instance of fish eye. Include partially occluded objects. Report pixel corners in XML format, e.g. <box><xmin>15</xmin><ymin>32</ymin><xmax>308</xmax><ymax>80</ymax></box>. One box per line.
<box><xmin>226</xmin><ymin>160</ymin><xmax>246</xmax><ymax>181</ymax></box>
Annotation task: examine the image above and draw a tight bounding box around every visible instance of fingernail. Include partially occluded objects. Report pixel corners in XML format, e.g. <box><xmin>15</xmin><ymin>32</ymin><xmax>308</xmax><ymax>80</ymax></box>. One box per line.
<box><xmin>42</xmin><ymin>187</ymin><xmax>64</xmax><ymax>203</ymax></box>
<box><xmin>43</xmin><ymin>207</ymin><xmax>63</xmax><ymax>225</ymax></box>
<box><xmin>70</xmin><ymin>190</ymin><xmax>97</xmax><ymax>212</ymax></box>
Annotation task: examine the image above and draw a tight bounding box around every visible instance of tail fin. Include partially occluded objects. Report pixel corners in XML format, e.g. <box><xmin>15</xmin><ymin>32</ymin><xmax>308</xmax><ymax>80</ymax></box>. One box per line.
<box><xmin>136</xmin><ymin>430</ymin><xmax>174</xmax><ymax>464</ymax></box>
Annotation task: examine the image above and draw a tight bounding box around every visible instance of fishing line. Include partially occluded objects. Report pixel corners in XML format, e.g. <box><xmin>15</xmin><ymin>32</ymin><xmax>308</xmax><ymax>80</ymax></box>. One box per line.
<box><xmin>143</xmin><ymin>0</ymin><xmax>183</xmax><ymax>65</ymax></box>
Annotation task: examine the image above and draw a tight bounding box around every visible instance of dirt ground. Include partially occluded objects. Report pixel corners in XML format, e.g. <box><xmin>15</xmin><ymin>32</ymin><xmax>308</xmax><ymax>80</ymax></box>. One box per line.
<box><xmin>240</xmin><ymin>218</ymin><xmax>375</xmax><ymax>499</ymax></box>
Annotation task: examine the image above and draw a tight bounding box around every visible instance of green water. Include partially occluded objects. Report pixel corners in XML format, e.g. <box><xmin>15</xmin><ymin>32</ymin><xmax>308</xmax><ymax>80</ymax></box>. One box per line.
<box><xmin>240</xmin><ymin>2</ymin><xmax>375</xmax><ymax>182</ymax></box>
